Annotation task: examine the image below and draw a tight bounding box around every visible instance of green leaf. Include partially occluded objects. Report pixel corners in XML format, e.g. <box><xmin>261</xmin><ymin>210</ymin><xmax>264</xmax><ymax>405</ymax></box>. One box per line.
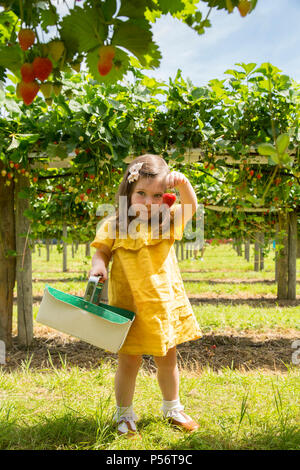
<box><xmin>60</xmin><ymin>6</ymin><xmax>107</xmax><ymax>55</ymax></box>
<box><xmin>0</xmin><ymin>44</ymin><xmax>22</xmax><ymax>71</ymax></box>
<box><xmin>102</xmin><ymin>0</ymin><xmax>117</xmax><ymax>20</ymax></box>
<box><xmin>15</xmin><ymin>133</ymin><xmax>40</xmax><ymax>144</ymax></box>
<box><xmin>157</xmin><ymin>0</ymin><xmax>185</xmax><ymax>14</ymax></box>
<box><xmin>40</xmin><ymin>6</ymin><xmax>59</xmax><ymax>32</ymax></box>
<box><xmin>257</xmin><ymin>143</ymin><xmax>277</xmax><ymax>157</ymax></box>
<box><xmin>279</xmin><ymin>152</ymin><xmax>292</xmax><ymax>166</ymax></box>
<box><xmin>276</xmin><ymin>133</ymin><xmax>289</xmax><ymax>154</ymax></box>
<box><xmin>112</xmin><ymin>19</ymin><xmax>152</xmax><ymax>60</ymax></box>
<box><xmin>0</xmin><ymin>10</ymin><xmax>19</xmax><ymax>44</ymax></box>
<box><xmin>118</xmin><ymin>0</ymin><xmax>155</xmax><ymax>19</ymax></box>
<box><xmin>235</xmin><ymin>62</ymin><xmax>257</xmax><ymax>76</ymax></box>
<box><xmin>258</xmin><ymin>79</ymin><xmax>273</xmax><ymax>92</ymax></box>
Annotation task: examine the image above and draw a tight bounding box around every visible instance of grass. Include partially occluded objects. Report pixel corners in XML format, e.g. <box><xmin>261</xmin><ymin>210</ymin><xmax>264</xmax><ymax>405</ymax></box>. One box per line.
<box><xmin>3</xmin><ymin>241</ymin><xmax>300</xmax><ymax>450</ymax></box>
<box><xmin>0</xmin><ymin>363</ymin><xmax>299</xmax><ymax>450</ymax></box>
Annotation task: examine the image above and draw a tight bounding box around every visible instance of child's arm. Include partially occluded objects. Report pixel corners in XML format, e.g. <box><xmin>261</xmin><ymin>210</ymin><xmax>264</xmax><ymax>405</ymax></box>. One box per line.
<box><xmin>89</xmin><ymin>245</ymin><xmax>111</xmax><ymax>281</ymax></box>
<box><xmin>166</xmin><ymin>171</ymin><xmax>198</xmax><ymax>219</ymax></box>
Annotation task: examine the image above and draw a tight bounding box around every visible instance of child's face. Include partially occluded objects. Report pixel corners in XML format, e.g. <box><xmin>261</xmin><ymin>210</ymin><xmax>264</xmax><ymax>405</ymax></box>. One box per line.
<box><xmin>131</xmin><ymin>177</ymin><xmax>167</xmax><ymax>220</ymax></box>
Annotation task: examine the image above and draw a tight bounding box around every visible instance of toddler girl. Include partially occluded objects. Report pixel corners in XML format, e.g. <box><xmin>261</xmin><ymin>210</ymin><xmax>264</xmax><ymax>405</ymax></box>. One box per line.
<box><xmin>89</xmin><ymin>154</ymin><xmax>202</xmax><ymax>437</ymax></box>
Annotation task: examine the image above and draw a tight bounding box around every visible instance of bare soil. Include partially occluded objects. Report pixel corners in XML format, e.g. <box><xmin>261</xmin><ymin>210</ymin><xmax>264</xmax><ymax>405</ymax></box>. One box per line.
<box><xmin>3</xmin><ymin>324</ymin><xmax>299</xmax><ymax>375</ymax></box>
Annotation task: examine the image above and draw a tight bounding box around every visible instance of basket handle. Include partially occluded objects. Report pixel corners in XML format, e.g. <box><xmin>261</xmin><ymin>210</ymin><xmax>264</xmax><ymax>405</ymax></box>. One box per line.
<box><xmin>84</xmin><ymin>275</ymin><xmax>104</xmax><ymax>304</ymax></box>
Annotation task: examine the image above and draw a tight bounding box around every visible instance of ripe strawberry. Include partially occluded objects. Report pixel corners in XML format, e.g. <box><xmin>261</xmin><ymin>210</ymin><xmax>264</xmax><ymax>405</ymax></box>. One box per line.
<box><xmin>18</xmin><ymin>28</ymin><xmax>35</xmax><ymax>51</ymax></box>
<box><xmin>19</xmin><ymin>80</ymin><xmax>39</xmax><ymax>105</ymax></box>
<box><xmin>238</xmin><ymin>0</ymin><xmax>251</xmax><ymax>17</ymax></box>
<box><xmin>98</xmin><ymin>60</ymin><xmax>113</xmax><ymax>76</ymax></box>
<box><xmin>20</xmin><ymin>63</ymin><xmax>35</xmax><ymax>83</ymax></box>
<box><xmin>163</xmin><ymin>193</ymin><xmax>176</xmax><ymax>207</ymax></box>
<box><xmin>32</xmin><ymin>57</ymin><xmax>53</xmax><ymax>82</ymax></box>
<box><xmin>97</xmin><ymin>45</ymin><xmax>115</xmax><ymax>76</ymax></box>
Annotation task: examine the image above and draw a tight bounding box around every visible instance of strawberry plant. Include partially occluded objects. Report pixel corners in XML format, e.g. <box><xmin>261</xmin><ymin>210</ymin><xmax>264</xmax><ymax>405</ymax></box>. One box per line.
<box><xmin>0</xmin><ymin>0</ymin><xmax>258</xmax><ymax>105</ymax></box>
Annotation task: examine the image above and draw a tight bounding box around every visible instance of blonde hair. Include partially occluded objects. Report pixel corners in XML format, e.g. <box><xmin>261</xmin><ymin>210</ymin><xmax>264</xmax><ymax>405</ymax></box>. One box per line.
<box><xmin>114</xmin><ymin>154</ymin><xmax>174</xmax><ymax>236</ymax></box>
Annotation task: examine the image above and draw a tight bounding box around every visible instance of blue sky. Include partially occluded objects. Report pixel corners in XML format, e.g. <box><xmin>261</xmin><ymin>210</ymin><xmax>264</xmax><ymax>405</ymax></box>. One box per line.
<box><xmin>148</xmin><ymin>0</ymin><xmax>300</xmax><ymax>86</ymax></box>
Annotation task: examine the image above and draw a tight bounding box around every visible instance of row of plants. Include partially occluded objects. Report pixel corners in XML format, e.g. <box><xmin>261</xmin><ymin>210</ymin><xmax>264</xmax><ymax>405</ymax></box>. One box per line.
<box><xmin>0</xmin><ymin>61</ymin><xmax>299</xmax><ymax>248</ymax></box>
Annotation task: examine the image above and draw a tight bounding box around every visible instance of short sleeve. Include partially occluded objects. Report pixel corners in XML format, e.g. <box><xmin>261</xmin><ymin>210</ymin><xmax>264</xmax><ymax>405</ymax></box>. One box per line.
<box><xmin>90</xmin><ymin>216</ymin><xmax>115</xmax><ymax>251</ymax></box>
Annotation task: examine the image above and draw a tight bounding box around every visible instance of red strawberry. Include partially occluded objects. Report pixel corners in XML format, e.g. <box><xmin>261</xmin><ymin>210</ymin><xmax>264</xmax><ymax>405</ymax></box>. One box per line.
<box><xmin>163</xmin><ymin>193</ymin><xmax>176</xmax><ymax>207</ymax></box>
<box><xmin>18</xmin><ymin>28</ymin><xmax>35</xmax><ymax>51</ymax></box>
<box><xmin>97</xmin><ymin>45</ymin><xmax>115</xmax><ymax>76</ymax></box>
<box><xmin>32</xmin><ymin>57</ymin><xmax>53</xmax><ymax>82</ymax></box>
<box><xmin>98</xmin><ymin>60</ymin><xmax>113</xmax><ymax>76</ymax></box>
<box><xmin>20</xmin><ymin>63</ymin><xmax>35</xmax><ymax>83</ymax></box>
<box><xmin>19</xmin><ymin>80</ymin><xmax>39</xmax><ymax>105</ymax></box>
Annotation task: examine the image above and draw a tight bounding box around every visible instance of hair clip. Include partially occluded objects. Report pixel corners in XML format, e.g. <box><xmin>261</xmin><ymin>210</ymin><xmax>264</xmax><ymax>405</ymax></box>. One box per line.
<box><xmin>127</xmin><ymin>162</ymin><xmax>144</xmax><ymax>183</ymax></box>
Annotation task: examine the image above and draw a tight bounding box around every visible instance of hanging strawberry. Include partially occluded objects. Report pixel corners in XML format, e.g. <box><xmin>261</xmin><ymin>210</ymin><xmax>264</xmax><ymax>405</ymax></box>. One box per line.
<box><xmin>163</xmin><ymin>193</ymin><xmax>176</xmax><ymax>207</ymax></box>
<box><xmin>20</xmin><ymin>63</ymin><xmax>35</xmax><ymax>83</ymax></box>
<box><xmin>19</xmin><ymin>80</ymin><xmax>40</xmax><ymax>105</ymax></box>
<box><xmin>18</xmin><ymin>28</ymin><xmax>35</xmax><ymax>51</ymax></box>
<box><xmin>238</xmin><ymin>0</ymin><xmax>251</xmax><ymax>17</ymax></box>
<box><xmin>32</xmin><ymin>57</ymin><xmax>53</xmax><ymax>82</ymax></box>
<box><xmin>97</xmin><ymin>45</ymin><xmax>115</xmax><ymax>76</ymax></box>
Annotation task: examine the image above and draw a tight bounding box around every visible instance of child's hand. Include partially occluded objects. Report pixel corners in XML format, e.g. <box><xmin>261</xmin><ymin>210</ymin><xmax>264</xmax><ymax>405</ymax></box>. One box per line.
<box><xmin>166</xmin><ymin>171</ymin><xmax>189</xmax><ymax>189</ymax></box>
<box><xmin>88</xmin><ymin>265</ymin><xmax>107</xmax><ymax>282</ymax></box>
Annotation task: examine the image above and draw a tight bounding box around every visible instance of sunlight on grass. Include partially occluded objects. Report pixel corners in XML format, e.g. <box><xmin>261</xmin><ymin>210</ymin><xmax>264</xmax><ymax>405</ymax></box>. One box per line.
<box><xmin>5</xmin><ymin>242</ymin><xmax>300</xmax><ymax>450</ymax></box>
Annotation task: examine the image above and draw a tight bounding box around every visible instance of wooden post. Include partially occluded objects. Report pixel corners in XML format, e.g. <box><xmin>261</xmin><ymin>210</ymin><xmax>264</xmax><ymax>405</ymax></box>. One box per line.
<box><xmin>0</xmin><ymin>163</ymin><xmax>16</xmax><ymax>349</ymax></box>
<box><xmin>259</xmin><ymin>232</ymin><xmax>264</xmax><ymax>271</ymax></box>
<box><xmin>237</xmin><ymin>237</ymin><xmax>242</xmax><ymax>256</ymax></box>
<box><xmin>85</xmin><ymin>242</ymin><xmax>90</xmax><ymax>257</ymax></box>
<box><xmin>288</xmin><ymin>210</ymin><xmax>297</xmax><ymax>300</ymax></box>
<box><xmin>277</xmin><ymin>211</ymin><xmax>289</xmax><ymax>299</ymax></box>
<box><xmin>180</xmin><ymin>240</ymin><xmax>184</xmax><ymax>260</ymax></box>
<box><xmin>245</xmin><ymin>239</ymin><xmax>250</xmax><ymax>262</ymax></box>
<box><xmin>274</xmin><ymin>222</ymin><xmax>278</xmax><ymax>282</ymax></box>
<box><xmin>15</xmin><ymin>173</ymin><xmax>33</xmax><ymax>347</ymax></box>
<box><xmin>46</xmin><ymin>239</ymin><xmax>50</xmax><ymax>261</ymax></box>
<box><xmin>254</xmin><ymin>232</ymin><xmax>259</xmax><ymax>271</ymax></box>
<box><xmin>62</xmin><ymin>224</ymin><xmax>67</xmax><ymax>272</ymax></box>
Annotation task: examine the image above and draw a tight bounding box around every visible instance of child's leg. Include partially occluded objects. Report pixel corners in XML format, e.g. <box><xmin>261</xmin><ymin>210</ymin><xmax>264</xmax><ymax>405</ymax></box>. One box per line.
<box><xmin>114</xmin><ymin>353</ymin><xmax>142</xmax><ymax>436</ymax></box>
<box><xmin>115</xmin><ymin>353</ymin><xmax>142</xmax><ymax>407</ymax></box>
<box><xmin>154</xmin><ymin>346</ymin><xmax>199</xmax><ymax>432</ymax></box>
<box><xmin>153</xmin><ymin>346</ymin><xmax>179</xmax><ymax>401</ymax></box>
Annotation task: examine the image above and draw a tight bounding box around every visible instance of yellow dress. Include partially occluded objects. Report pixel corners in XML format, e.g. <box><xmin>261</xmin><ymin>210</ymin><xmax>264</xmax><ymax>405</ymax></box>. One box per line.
<box><xmin>90</xmin><ymin>204</ymin><xmax>202</xmax><ymax>356</ymax></box>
